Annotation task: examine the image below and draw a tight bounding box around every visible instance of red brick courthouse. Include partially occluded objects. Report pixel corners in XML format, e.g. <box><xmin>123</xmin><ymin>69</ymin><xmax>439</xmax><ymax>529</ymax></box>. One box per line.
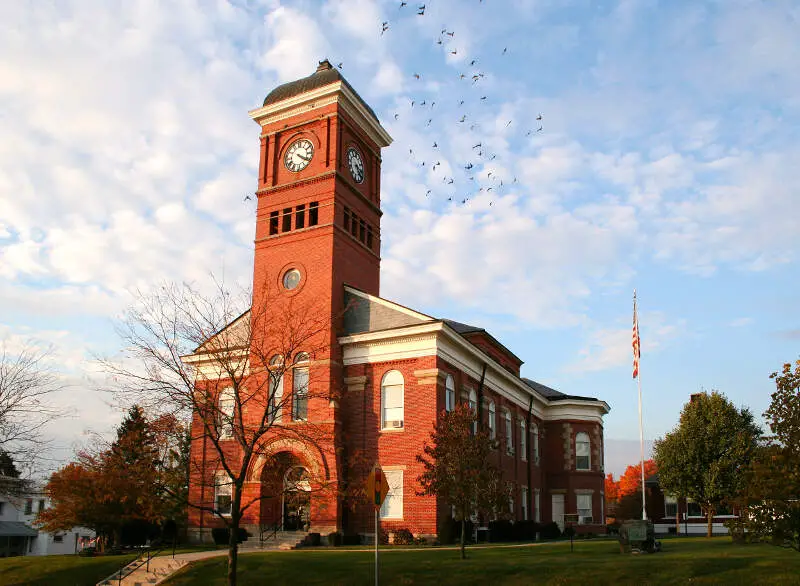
<box><xmin>186</xmin><ymin>61</ymin><xmax>610</xmax><ymax>543</ymax></box>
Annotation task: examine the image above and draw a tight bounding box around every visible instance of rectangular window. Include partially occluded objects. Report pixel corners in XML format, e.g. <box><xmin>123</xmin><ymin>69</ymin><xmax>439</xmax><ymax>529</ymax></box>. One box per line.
<box><xmin>215</xmin><ymin>474</ymin><xmax>232</xmax><ymax>516</ymax></box>
<box><xmin>292</xmin><ymin>367</ymin><xmax>309</xmax><ymax>421</ymax></box>
<box><xmin>269</xmin><ymin>211</ymin><xmax>279</xmax><ymax>235</ymax></box>
<box><xmin>534</xmin><ymin>489</ymin><xmax>541</xmax><ymax>523</ymax></box>
<box><xmin>520</xmin><ymin>421</ymin><xmax>527</xmax><ymax>461</ymax></box>
<box><xmin>379</xmin><ymin>470</ymin><xmax>403</xmax><ymax>519</ymax></box>
<box><xmin>295</xmin><ymin>204</ymin><xmax>306</xmax><ymax>229</ymax></box>
<box><xmin>343</xmin><ymin>207</ymin><xmax>351</xmax><ymax>232</ymax></box>
<box><xmin>309</xmin><ymin>201</ymin><xmax>319</xmax><ymax>226</ymax></box>
<box><xmin>53</xmin><ymin>534</ymin><xmax>63</xmax><ymax>543</ymax></box>
<box><xmin>269</xmin><ymin>372</ymin><xmax>284</xmax><ymax>423</ymax></box>
<box><xmin>664</xmin><ymin>494</ymin><xmax>678</xmax><ymax>518</ymax></box>
<box><xmin>282</xmin><ymin>208</ymin><xmax>292</xmax><ymax>232</ymax></box>
<box><xmin>509</xmin><ymin>493</ymin><xmax>515</xmax><ymax>517</ymax></box>
<box><xmin>359</xmin><ymin>219</ymin><xmax>366</xmax><ymax>242</ymax></box>
<box><xmin>38</xmin><ymin>499</ymin><xmax>46</xmax><ymax>513</ymax></box>
<box><xmin>367</xmin><ymin>226</ymin><xmax>374</xmax><ymax>249</ymax></box>
<box><xmin>521</xmin><ymin>487</ymin><xmax>529</xmax><ymax>521</ymax></box>
<box><xmin>577</xmin><ymin>494</ymin><xmax>593</xmax><ymax>524</ymax></box>
<box><xmin>25</xmin><ymin>499</ymin><xmax>33</xmax><ymax>515</ymax></box>
<box><xmin>687</xmin><ymin>500</ymin><xmax>703</xmax><ymax>517</ymax></box>
<box><xmin>505</xmin><ymin>414</ymin><xmax>514</xmax><ymax>456</ymax></box>
<box><xmin>533</xmin><ymin>425</ymin><xmax>540</xmax><ymax>464</ymax></box>
<box><xmin>350</xmin><ymin>212</ymin><xmax>358</xmax><ymax>237</ymax></box>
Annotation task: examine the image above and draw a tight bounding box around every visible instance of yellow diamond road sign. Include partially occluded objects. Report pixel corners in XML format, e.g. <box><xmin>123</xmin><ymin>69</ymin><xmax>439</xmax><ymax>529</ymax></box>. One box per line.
<box><xmin>366</xmin><ymin>466</ymin><xmax>390</xmax><ymax>509</ymax></box>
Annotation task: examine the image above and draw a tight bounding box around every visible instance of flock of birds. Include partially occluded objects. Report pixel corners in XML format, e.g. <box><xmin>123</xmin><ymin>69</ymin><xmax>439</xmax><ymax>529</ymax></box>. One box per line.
<box><xmin>245</xmin><ymin>1</ymin><xmax>544</xmax><ymax>209</ymax></box>
<box><xmin>373</xmin><ymin>1</ymin><xmax>545</xmax><ymax>208</ymax></box>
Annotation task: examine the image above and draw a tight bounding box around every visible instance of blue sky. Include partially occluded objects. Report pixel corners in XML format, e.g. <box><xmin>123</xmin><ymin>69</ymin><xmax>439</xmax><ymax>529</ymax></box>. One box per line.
<box><xmin>0</xmin><ymin>0</ymin><xmax>798</xmax><ymax>476</ymax></box>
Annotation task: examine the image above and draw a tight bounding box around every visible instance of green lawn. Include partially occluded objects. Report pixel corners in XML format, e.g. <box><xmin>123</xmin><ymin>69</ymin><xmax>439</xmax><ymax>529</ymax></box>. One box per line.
<box><xmin>164</xmin><ymin>538</ymin><xmax>800</xmax><ymax>586</ymax></box>
<box><xmin>0</xmin><ymin>553</ymin><xmax>137</xmax><ymax>586</ymax></box>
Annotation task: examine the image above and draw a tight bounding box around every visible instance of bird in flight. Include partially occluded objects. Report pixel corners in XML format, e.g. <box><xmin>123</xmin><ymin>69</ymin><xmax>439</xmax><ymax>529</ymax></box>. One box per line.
<box><xmin>381</xmin><ymin>21</ymin><xmax>389</xmax><ymax>35</ymax></box>
<box><xmin>413</xmin><ymin>73</ymin><xmax>420</xmax><ymax>79</ymax></box>
<box><xmin>470</xmin><ymin>59</ymin><xmax>477</xmax><ymax>66</ymax></box>
<box><xmin>459</xmin><ymin>115</ymin><xmax>467</xmax><ymax>123</ymax></box>
<box><xmin>336</xmin><ymin>62</ymin><xmax>343</xmax><ymax>69</ymax></box>
<box><xmin>465</xmin><ymin>163</ymin><xmax>473</xmax><ymax>170</ymax></box>
<box><xmin>473</xmin><ymin>142</ymin><xmax>482</xmax><ymax>149</ymax></box>
<box><xmin>417</xmin><ymin>4</ymin><xmax>425</xmax><ymax>15</ymax></box>
<box><xmin>244</xmin><ymin>195</ymin><xmax>252</xmax><ymax>201</ymax></box>
<box><xmin>536</xmin><ymin>114</ymin><xmax>543</xmax><ymax>120</ymax></box>
<box><xmin>432</xmin><ymin>142</ymin><xmax>438</xmax><ymax>148</ymax></box>
<box><xmin>502</xmin><ymin>47</ymin><xmax>507</xmax><ymax>55</ymax></box>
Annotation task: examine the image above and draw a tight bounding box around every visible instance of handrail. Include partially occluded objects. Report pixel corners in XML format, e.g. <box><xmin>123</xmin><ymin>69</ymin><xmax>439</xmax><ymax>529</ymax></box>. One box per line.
<box><xmin>96</xmin><ymin>539</ymin><xmax>172</xmax><ymax>586</ymax></box>
<box><xmin>259</xmin><ymin>522</ymin><xmax>281</xmax><ymax>546</ymax></box>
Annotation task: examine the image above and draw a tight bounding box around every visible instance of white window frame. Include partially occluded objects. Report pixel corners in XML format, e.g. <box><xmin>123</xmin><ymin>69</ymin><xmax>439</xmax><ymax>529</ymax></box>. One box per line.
<box><xmin>269</xmin><ymin>355</ymin><xmax>284</xmax><ymax>423</ymax></box>
<box><xmin>381</xmin><ymin>370</ymin><xmax>405</xmax><ymax>430</ymax></box>
<box><xmin>215</xmin><ymin>473</ymin><xmax>233</xmax><ymax>517</ymax></box>
<box><xmin>575</xmin><ymin>432</ymin><xmax>591</xmax><ymax>470</ymax></box>
<box><xmin>469</xmin><ymin>389</ymin><xmax>477</xmax><ymax>434</ymax></box>
<box><xmin>488</xmin><ymin>401</ymin><xmax>496</xmax><ymax>440</ymax></box>
<box><xmin>505</xmin><ymin>410</ymin><xmax>514</xmax><ymax>456</ymax></box>
<box><xmin>521</xmin><ymin>487</ymin><xmax>529</xmax><ymax>521</ymax></box>
<box><xmin>379</xmin><ymin>470</ymin><xmax>403</xmax><ymax>519</ymax></box>
<box><xmin>665</xmin><ymin>494</ymin><xmax>678</xmax><ymax>518</ymax></box>
<box><xmin>218</xmin><ymin>387</ymin><xmax>235</xmax><ymax>439</ymax></box>
<box><xmin>532</xmin><ymin>424</ymin><xmax>539</xmax><ymax>464</ymax></box>
<box><xmin>520</xmin><ymin>419</ymin><xmax>527</xmax><ymax>461</ymax></box>
<box><xmin>292</xmin><ymin>353</ymin><xmax>309</xmax><ymax>421</ymax></box>
<box><xmin>445</xmin><ymin>374</ymin><xmax>455</xmax><ymax>412</ymax></box>
<box><xmin>577</xmin><ymin>493</ymin><xmax>592</xmax><ymax>524</ymax></box>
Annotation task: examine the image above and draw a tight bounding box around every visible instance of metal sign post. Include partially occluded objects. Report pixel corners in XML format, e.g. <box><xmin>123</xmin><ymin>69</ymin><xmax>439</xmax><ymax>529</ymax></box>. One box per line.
<box><xmin>366</xmin><ymin>465</ymin><xmax>390</xmax><ymax>586</ymax></box>
<box><xmin>564</xmin><ymin>514</ymin><xmax>579</xmax><ymax>552</ymax></box>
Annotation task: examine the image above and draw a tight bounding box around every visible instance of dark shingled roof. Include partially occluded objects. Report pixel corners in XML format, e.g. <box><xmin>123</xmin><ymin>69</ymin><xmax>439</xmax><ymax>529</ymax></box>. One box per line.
<box><xmin>263</xmin><ymin>60</ymin><xmax>379</xmax><ymax>121</ymax></box>
<box><xmin>521</xmin><ymin>378</ymin><xmax>599</xmax><ymax>402</ymax></box>
<box><xmin>442</xmin><ymin>319</ymin><xmax>483</xmax><ymax>335</ymax></box>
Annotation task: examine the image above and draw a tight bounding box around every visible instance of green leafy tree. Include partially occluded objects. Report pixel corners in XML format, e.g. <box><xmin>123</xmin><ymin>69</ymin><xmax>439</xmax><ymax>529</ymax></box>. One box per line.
<box><xmin>417</xmin><ymin>404</ymin><xmax>506</xmax><ymax>559</ymax></box>
<box><xmin>736</xmin><ymin>360</ymin><xmax>800</xmax><ymax>551</ymax></box>
<box><xmin>653</xmin><ymin>391</ymin><xmax>761</xmax><ymax>537</ymax></box>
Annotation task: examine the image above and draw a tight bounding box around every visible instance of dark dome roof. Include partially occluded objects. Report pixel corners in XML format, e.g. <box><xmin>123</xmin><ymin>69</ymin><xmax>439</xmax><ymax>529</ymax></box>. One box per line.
<box><xmin>263</xmin><ymin>60</ymin><xmax>378</xmax><ymax>121</ymax></box>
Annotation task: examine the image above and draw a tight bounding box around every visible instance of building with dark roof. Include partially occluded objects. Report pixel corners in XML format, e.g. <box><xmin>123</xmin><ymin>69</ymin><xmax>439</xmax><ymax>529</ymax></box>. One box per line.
<box><xmin>184</xmin><ymin>61</ymin><xmax>610</xmax><ymax>544</ymax></box>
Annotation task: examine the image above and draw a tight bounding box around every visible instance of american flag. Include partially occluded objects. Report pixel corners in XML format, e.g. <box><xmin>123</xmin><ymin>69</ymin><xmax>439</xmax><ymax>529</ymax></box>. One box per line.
<box><xmin>632</xmin><ymin>291</ymin><xmax>641</xmax><ymax>379</ymax></box>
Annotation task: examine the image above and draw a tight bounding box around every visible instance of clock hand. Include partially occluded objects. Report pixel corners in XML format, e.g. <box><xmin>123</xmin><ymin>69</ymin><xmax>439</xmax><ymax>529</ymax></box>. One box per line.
<box><xmin>296</xmin><ymin>153</ymin><xmax>311</xmax><ymax>162</ymax></box>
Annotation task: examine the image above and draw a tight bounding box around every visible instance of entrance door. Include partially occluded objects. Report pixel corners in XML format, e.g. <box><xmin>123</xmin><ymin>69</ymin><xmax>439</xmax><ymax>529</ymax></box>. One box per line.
<box><xmin>552</xmin><ymin>494</ymin><xmax>565</xmax><ymax>531</ymax></box>
<box><xmin>282</xmin><ymin>466</ymin><xmax>311</xmax><ymax>531</ymax></box>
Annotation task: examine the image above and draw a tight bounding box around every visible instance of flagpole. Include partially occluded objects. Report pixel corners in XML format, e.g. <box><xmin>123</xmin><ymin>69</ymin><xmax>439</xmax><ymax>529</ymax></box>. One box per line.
<box><xmin>634</xmin><ymin>290</ymin><xmax>647</xmax><ymax>521</ymax></box>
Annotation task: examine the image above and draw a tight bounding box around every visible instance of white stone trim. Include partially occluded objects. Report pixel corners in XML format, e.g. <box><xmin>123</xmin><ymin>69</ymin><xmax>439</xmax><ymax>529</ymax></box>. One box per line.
<box><xmin>249</xmin><ymin>81</ymin><xmax>392</xmax><ymax>148</ymax></box>
<box><xmin>339</xmin><ymin>322</ymin><xmax>609</xmax><ymax>422</ymax></box>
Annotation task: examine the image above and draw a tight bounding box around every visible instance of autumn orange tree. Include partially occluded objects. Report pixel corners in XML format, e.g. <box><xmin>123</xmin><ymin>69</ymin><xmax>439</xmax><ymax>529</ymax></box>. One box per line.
<box><xmin>617</xmin><ymin>459</ymin><xmax>657</xmax><ymax>498</ymax></box>
<box><xmin>38</xmin><ymin>405</ymin><xmax>181</xmax><ymax>548</ymax></box>
<box><xmin>101</xmin><ymin>279</ymin><xmax>333</xmax><ymax>586</ymax></box>
<box><xmin>417</xmin><ymin>404</ymin><xmax>506</xmax><ymax>560</ymax></box>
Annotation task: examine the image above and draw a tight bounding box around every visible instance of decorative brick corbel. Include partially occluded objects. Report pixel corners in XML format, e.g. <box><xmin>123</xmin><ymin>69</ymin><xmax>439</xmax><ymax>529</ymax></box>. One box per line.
<box><xmin>343</xmin><ymin>375</ymin><xmax>367</xmax><ymax>393</ymax></box>
<box><xmin>414</xmin><ymin>368</ymin><xmax>445</xmax><ymax>386</ymax></box>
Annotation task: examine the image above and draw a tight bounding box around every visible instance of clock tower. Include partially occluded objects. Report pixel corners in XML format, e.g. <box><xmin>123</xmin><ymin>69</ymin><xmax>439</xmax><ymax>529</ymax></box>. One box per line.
<box><xmin>249</xmin><ymin>59</ymin><xmax>391</xmax><ymax>313</ymax></box>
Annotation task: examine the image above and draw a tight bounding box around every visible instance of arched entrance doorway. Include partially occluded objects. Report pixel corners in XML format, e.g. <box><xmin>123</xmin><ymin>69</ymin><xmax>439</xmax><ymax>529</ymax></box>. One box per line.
<box><xmin>259</xmin><ymin>452</ymin><xmax>312</xmax><ymax>532</ymax></box>
<box><xmin>282</xmin><ymin>466</ymin><xmax>310</xmax><ymax>531</ymax></box>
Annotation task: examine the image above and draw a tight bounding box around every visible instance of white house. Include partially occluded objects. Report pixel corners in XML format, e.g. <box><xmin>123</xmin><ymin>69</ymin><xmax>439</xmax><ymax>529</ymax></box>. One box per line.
<box><xmin>0</xmin><ymin>476</ymin><xmax>94</xmax><ymax>556</ymax></box>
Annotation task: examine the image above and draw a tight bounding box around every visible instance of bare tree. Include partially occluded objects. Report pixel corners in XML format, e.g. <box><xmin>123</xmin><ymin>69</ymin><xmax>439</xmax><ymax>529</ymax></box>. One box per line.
<box><xmin>0</xmin><ymin>339</ymin><xmax>63</xmax><ymax>486</ymax></box>
<box><xmin>101</xmin><ymin>278</ymin><xmax>336</xmax><ymax>586</ymax></box>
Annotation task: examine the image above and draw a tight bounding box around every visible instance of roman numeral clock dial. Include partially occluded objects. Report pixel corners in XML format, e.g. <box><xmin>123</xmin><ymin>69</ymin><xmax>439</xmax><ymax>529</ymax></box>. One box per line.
<box><xmin>284</xmin><ymin>138</ymin><xmax>314</xmax><ymax>172</ymax></box>
<box><xmin>346</xmin><ymin>147</ymin><xmax>365</xmax><ymax>184</ymax></box>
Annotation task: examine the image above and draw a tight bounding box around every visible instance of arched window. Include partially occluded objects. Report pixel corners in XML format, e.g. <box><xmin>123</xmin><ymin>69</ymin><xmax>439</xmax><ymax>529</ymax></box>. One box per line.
<box><xmin>532</xmin><ymin>424</ymin><xmax>540</xmax><ymax>464</ymax></box>
<box><xmin>469</xmin><ymin>389</ymin><xmax>477</xmax><ymax>433</ymax></box>
<box><xmin>269</xmin><ymin>355</ymin><xmax>284</xmax><ymax>422</ymax></box>
<box><xmin>214</xmin><ymin>472</ymin><xmax>232</xmax><ymax>516</ymax></box>
<box><xmin>576</xmin><ymin>432</ymin><xmax>591</xmax><ymax>470</ymax></box>
<box><xmin>292</xmin><ymin>353</ymin><xmax>309</xmax><ymax>421</ymax></box>
<box><xmin>445</xmin><ymin>374</ymin><xmax>455</xmax><ymax>412</ymax></box>
<box><xmin>504</xmin><ymin>409</ymin><xmax>513</xmax><ymax>455</ymax></box>
<box><xmin>218</xmin><ymin>387</ymin><xmax>235</xmax><ymax>439</ymax></box>
<box><xmin>488</xmin><ymin>401</ymin><xmax>496</xmax><ymax>440</ymax></box>
<box><xmin>520</xmin><ymin>419</ymin><xmax>527</xmax><ymax>461</ymax></box>
<box><xmin>381</xmin><ymin>370</ymin><xmax>404</xmax><ymax>429</ymax></box>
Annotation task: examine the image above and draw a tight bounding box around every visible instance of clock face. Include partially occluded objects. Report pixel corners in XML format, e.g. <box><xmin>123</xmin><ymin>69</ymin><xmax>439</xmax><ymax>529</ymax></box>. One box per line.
<box><xmin>282</xmin><ymin>268</ymin><xmax>301</xmax><ymax>290</ymax></box>
<box><xmin>284</xmin><ymin>139</ymin><xmax>314</xmax><ymax>172</ymax></box>
<box><xmin>346</xmin><ymin>147</ymin><xmax>365</xmax><ymax>184</ymax></box>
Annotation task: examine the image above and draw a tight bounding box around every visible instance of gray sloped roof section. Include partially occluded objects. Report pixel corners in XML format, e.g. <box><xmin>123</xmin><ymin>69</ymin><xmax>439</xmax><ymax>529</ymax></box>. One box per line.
<box><xmin>521</xmin><ymin>377</ymin><xmax>599</xmax><ymax>402</ymax></box>
<box><xmin>442</xmin><ymin>319</ymin><xmax>483</xmax><ymax>335</ymax></box>
<box><xmin>0</xmin><ymin>521</ymin><xmax>38</xmax><ymax>537</ymax></box>
<box><xmin>342</xmin><ymin>290</ymin><xmax>429</xmax><ymax>335</ymax></box>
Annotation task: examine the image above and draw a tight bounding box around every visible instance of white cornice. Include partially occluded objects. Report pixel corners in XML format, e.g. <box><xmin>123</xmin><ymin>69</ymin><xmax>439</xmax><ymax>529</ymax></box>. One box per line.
<box><xmin>248</xmin><ymin>81</ymin><xmax>392</xmax><ymax>148</ymax></box>
<box><xmin>339</xmin><ymin>322</ymin><xmax>610</xmax><ymax>422</ymax></box>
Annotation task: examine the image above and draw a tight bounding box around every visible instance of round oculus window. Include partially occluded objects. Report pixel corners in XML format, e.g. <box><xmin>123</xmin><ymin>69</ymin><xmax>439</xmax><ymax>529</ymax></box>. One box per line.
<box><xmin>282</xmin><ymin>268</ymin><xmax>302</xmax><ymax>290</ymax></box>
